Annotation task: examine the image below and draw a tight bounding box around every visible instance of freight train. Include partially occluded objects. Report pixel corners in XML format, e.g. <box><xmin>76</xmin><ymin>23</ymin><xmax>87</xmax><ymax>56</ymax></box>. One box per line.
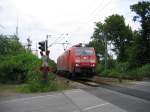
<box><xmin>57</xmin><ymin>43</ymin><xmax>97</xmax><ymax>79</ymax></box>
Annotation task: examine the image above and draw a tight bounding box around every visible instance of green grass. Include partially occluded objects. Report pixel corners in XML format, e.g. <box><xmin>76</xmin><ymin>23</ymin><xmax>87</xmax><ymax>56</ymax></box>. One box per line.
<box><xmin>0</xmin><ymin>81</ymin><xmax>69</xmax><ymax>94</ymax></box>
<box><xmin>97</xmin><ymin>63</ymin><xmax>150</xmax><ymax>81</ymax></box>
<box><xmin>0</xmin><ymin>84</ymin><xmax>26</xmax><ymax>93</ymax></box>
<box><xmin>16</xmin><ymin>81</ymin><xmax>69</xmax><ymax>93</ymax></box>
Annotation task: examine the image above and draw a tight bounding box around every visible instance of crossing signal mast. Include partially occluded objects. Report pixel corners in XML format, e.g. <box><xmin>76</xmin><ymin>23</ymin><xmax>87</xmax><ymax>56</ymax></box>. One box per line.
<box><xmin>38</xmin><ymin>39</ymin><xmax>50</xmax><ymax>84</ymax></box>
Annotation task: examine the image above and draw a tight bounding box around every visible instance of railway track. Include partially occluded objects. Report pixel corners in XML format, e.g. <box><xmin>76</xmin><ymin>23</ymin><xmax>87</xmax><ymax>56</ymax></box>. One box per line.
<box><xmin>57</xmin><ymin>74</ymin><xmax>110</xmax><ymax>87</ymax></box>
<box><xmin>75</xmin><ymin>76</ymin><xmax>150</xmax><ymax>102</ymax></box>
<box><xmin>75</xmin><ymin>75</ymin><xmax>112</xmax><ymax>87</ymax></box>
<box><xmin>57</xmin><ymin>74</ymin><xmax>150</xmax><ymax>101</ymax></box>
<box><xmin>76</xmin><ymin>79</ymin><xmax>100</xmax><ymax>87</ymax></box>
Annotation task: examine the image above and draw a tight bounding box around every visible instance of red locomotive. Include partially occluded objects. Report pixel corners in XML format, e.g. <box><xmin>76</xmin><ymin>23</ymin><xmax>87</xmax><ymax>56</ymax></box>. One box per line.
<box><xmin>57</xmin><ymin>43</ymin><xmax>97</xmax><ymax>79</ymax></box>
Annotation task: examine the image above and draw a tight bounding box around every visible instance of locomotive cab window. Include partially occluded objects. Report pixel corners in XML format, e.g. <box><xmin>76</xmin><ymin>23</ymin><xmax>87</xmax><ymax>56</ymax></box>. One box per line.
<box><xmin>75</xmin><ymin>48</ymin><xmax>94</xmax><ymax>56</ymax></box>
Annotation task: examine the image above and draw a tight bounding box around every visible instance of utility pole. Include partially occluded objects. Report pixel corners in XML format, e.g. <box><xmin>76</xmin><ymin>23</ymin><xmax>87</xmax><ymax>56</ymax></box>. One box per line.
<box><xmin>55</xmin><ymin>41</ymin><xmax>70</xmax><ymax>51</ymax></box>
<box><xmin>16</xmin><ymin>16</ymin><xmax>19</xmax><ymax>38</ymax></box>
<box><xmin>46</xmin><ymin>34</ymin><xmax>51</xmax><ymax>51</ymax></box>
<box><xmin>27</xmin><ymin>37</ymin><xmax>32</xmax><ymax>51</ymax></box>
<box><xmin>36</xmin><ymin>41</ymin><xmax>38</xmax><ymax>56</ymax></box>
<box><xmin>103</xmin><ymin>33</ymin><xmax>107</xmax><ymax>71</ymax></box>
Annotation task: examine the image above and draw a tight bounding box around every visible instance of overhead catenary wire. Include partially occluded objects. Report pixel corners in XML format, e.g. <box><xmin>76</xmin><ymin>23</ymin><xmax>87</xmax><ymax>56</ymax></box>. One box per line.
<box><xmin>70</xmin><ymin>0</ymin><xmax>113</xmax><ymax>37</ymax></box>
<box><xmin>48</xmin><ymin>33</ymin><xmax>69</xmax><ymax>48</ymax></box>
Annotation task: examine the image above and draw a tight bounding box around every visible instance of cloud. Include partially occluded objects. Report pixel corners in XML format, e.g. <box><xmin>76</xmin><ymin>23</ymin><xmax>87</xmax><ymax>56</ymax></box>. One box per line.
<box><xmin>0</xmin><ymin>0</ymin><xmax>141</xmax><ymax>61</ymax></box>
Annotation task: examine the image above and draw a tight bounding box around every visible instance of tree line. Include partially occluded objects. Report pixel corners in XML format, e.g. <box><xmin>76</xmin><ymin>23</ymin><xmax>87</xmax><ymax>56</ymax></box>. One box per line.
<box><xmin>88</xmin><ymin>1</ymin><xmax>150</xmax><ymax>80</ymax></box>
<box><xmin>0</xmin><ymin>35</ymin><xmax>66</xmax><ymax>92</ymax></box>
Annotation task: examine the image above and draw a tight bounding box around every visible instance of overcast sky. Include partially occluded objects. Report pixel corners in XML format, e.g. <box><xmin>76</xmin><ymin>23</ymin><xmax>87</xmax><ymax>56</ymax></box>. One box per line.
<box><xmin>0</xmin><ymin>0</ymin><xmax>141</xmax><ymax>61</ymax></box>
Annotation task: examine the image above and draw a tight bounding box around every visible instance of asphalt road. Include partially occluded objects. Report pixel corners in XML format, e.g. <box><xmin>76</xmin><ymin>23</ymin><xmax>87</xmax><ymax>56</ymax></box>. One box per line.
<box><xmin>0</xmin><ymin>89</ymin><xmax>126</xmax><ymax>112</ymax></box>
<box><xmin>83</xmin><ymin>81</ymin><xmax>150</xmax><ymax>112</ymax></box>
<box><xmin>0</xmin><ymin>81</ymin><xmax>150</xmax><ymax>112</ymax></box>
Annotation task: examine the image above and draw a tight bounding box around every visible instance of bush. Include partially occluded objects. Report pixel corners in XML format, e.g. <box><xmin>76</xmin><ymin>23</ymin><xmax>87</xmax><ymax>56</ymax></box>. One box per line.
<box><xmin>108</xmin><ymin>69</ymin><xmax>121</xmax><ymax>77</ymax></box>
<box><xmin>0</xmin><ymin>35</ymin><xmax>67</xmax><ymax>92</ymax></box>
<box><xmin>48</xmin><ymin>60</ymin><xmax>57</xmax><ymax>73</ymax></box>
<box><xmin>18</xmin><ymin>71</ymin><xmax>67</xmax><ymax>93</ymax></box>
<box><xmin>125</xmin><ymin>64</ymin><xmax>150</xmax><ymax>80</ymax></box>
<box><xmin>96</xmin><ymin>63</ymin><xmax>104</xmax><ymax>74</ymax></box>
<box><xmin>0</xmin><ymin>53</ymin><xmax>41</xmax><ymax>83</ymax></box>
<box><xmin>0</xmin><ymin>35</ymin><xmax>24</xmax><ymax>55</ymax></box>
<box><xmin>0</xmin><ymin>35</ymin><xmax>41</xmax><ymax>83</ymax></box>
<box><xmin>96</xmin><ymin>59</ymin><xmax>116</xmax><ymax>74</ymax></box>
<box><xmin>98</xmin><ymin>62</ymin><xmax>127</xmax><ymax>78</ymax></box>
<box><xmin>107</xmin><ymin>59</ymin><xmax>116</xmax><ymax>69</ymax></box>
<box><xmin>115</xmin><ymin>62</ymin><xmax>129</xmax><ymax>73</ymax></box>
<box><xmin>138</xmin><ymin>64</ymin><xmax>150</xmax><ymax>78</ymax></box>
<box><xmin>101</xmin><ymin>69</ymin><xmax>112</xmax><ymax>77</ymax></box>
<box><xmin>127</xmin><ymin>69</ymin><xmax>143</xmax><ymax>80</ymax></box>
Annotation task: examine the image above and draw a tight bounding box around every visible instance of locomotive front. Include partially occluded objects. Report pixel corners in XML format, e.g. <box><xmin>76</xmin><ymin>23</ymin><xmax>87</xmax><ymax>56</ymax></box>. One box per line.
<box><xmin>73</xmin><ymin>47</ymin><xmax>96</xmax><ymax>75</ymax></box>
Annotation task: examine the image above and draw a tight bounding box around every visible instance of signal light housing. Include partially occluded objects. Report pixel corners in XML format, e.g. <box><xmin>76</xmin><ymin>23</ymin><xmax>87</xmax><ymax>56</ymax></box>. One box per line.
<box><xmin>38</xmin><ymin>40</ymin><xmax>48</xmax><ymax>51</ymax></box>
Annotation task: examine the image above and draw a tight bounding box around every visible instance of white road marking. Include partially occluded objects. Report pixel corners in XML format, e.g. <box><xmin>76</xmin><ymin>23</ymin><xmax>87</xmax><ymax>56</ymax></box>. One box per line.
<box><xmin>73</xmin><ymin>110</ymin><xmax>80</xmax><ymax>112</ymax></box>
<box><xmin>73</xmin><ymin>103</ymin><xmax>109</xmax><ymax>112</ymax></box>
<box><xmin>65</xmin><ymin>89</ymin><xmax>82</xmax><ymax>93</ymax></box>
<box><xmin>0</xmin><ymin>89</ymin><xmax>82</xmax><ymax>104</ymax></box>
<box><xmin>83</xmin><ymin>103</ymin><xmax>109</xmax><ymax>111</ymax></box>
<box><xmin>0</xmin><ymin>89</ymin><xmax>110</xmax><ymax>112</ymax></box>
<box><xmin>0</xmin><ymin>93</ymin><xmax>61</xmax><ymax>104</ymax></box>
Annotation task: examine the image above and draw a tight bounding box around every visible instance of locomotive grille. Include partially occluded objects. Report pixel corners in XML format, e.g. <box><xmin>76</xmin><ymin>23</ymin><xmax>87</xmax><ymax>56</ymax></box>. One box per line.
<box><xmin>81</xmin><ymin>59</ymin><xmax>90</xmax><ymax>62</ymax></box>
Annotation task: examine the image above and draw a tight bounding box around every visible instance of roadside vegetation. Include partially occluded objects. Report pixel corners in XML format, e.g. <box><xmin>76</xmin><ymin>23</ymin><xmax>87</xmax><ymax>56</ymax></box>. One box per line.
<box><xmin>89</xmin><ymin>1</ymin><xmax>150</xmax><ymax>81</ymax></box>
<box><xmin>0</xmin><ymin>35</ymin><xmax>68</xmax><ymax>93</ymax></box>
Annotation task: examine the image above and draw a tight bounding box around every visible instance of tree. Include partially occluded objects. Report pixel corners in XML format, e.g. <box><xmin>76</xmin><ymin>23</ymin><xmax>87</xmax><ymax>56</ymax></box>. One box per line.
<box><xmin>130</xmin><ymin>1</ymin><xmax>150</xmax><ymax>64</ymax></box>
<box><xmin>104</xmin><ymin>14</ymin><xmax>133</xmax><ymax>61</ymax></box>
<box><xmin>0</xmin><ymin>35</ymin><xmax>24</xmax><ymax>56</ymax></box>
<box><xmin>88</xmin><ymin>22</ymin><xmax>105</xmax><ymax>59</ymax></box>
<box><xmin>89</xmin><ymin>14</ymin><xmax>133</xmax><ymax>62</ymax></box>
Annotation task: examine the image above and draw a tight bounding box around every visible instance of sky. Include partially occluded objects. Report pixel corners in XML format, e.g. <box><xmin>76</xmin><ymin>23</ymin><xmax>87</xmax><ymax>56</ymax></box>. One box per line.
<box><xmin>0</xmin><ymin>0</ymin><xmax>141</xmax><ymax>62</ymax></box>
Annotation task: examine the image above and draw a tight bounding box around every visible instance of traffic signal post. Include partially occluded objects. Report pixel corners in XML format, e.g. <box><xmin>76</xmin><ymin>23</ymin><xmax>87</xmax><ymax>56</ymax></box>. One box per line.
<box><xmin>38</xmin><ymin>40</ymin><xmax>48</xmax><ymax>52</ymax></box>
<box><xmin>38</xmin><ymin>39</ymin><xmax>51</xmax><ymax>84</ymax></box>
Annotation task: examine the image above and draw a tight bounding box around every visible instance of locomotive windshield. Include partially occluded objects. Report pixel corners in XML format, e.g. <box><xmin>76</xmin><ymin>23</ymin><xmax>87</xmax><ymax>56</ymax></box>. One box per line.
<box><xmin>75</xmin><ymin>48</ymin><xmax>94</xmax><ymax>56</ymax></box>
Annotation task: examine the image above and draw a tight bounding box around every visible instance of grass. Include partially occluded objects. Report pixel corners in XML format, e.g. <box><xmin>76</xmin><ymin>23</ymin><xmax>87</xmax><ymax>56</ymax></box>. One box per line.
<box><xmin>0</xmin><ymin>78</ymin><xmax>70</xmax><ymax>94</ymax></box>
<box><xmin>0</xmin><ymin>84</ymin><xmax>26</xmax><ymax>94</ymax></box>
<box><xmin>16</xmin><ymin>82</ymin><xmax>69</xmax><ymax>93</ymax></box>
<box><xmin>16</xmin><ymin>76</ymin><xmax>70</xmax><ymax>93</ymax></box>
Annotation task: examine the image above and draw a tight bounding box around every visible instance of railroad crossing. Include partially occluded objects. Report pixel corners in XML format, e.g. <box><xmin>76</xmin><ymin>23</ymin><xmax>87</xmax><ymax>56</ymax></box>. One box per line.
<box><xmin>0</xmin><ymin>80</ymin><xmax>150</xmax><ymax>112</ymax></box>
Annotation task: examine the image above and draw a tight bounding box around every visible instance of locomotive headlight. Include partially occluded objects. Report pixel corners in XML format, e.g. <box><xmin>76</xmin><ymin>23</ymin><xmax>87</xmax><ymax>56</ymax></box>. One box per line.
<box><xmin>91</xmin><ymin>64</ymin><xmax>95</xmax><ymax>67</ymax></box>
<box><xmin>75</xmin><ymin>64</ymin><xmax>80</xmax><ymax>67</ymax></box>
<box><xmin>90</xmin><ymin>59</ymin><xmax>96</xmax><ymax>63</ymax></box>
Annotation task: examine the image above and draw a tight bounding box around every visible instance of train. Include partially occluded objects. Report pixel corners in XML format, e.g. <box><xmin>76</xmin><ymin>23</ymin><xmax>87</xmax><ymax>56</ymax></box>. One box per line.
<box><xmin>57</xmin><ymin>43</ymin><xmax>97</xmax><ymax>79</ymax></box>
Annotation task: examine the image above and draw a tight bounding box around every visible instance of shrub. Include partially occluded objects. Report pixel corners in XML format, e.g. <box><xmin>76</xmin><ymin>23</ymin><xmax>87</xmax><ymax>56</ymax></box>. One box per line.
<box><xmin>0</xmin><ymin>35</ymin><xmax>24</xmax><ymax>55</ymax></box>
<box><xmin>0</xmin><ymin>35</ymin><xmax>41</xmax><ymax>83</ymax></box>
<box><xmin>0</xmin><ymin>53</ymin><xmax>41</xmax><ymax>83</ymax></box>
<box><xmin>96</xmin><ymin>63</ymin><xmax>104</xmax><ymax>74</ymax></box>
<box><xmin>107</xmin><ymin>59</ymin><xmax>116</xmax><ymax>69</ymax></box>
<box><xmin>108</xmin><ymin>69</ymin><xmax>121</xmax><ymax>77</ymax></box>
<box><xmin>115</xmin><ymin>62</ymin><xmax>129</xmax><ymax>73</ymax></box>
<box><xmin>138</xmin><ymin>64</ymin><xmax>150</xmax><ymax>78</ymax></box>
<box><xmin>125</xmin><ymin>64</ymin><xmax>150</xmax><ymax>80</ymax></box>
<box><xmin>18</xmin><ymin>71</ymin><xmax>67</xmax><ymax>93</ymax></box>
<box><xmin>101</xmin><ymin>69</ymin><xmax>111</xmax><ymax>77</ymax></box>
<box><xmin>127</xmin><ymin>69</ymin><xmax>143</xmax><ymax>80</ymax></box>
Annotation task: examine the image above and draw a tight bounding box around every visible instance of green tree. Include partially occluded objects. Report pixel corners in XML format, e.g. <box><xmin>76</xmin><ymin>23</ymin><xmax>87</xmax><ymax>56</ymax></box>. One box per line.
<box><xmin>130</xmin><ymin>1</ymin><xmax>150</xmax><ymax>65</ymax></box>
<box><xmin>89</xmin><ymin>22</ymin><xmax>105</xmax><ymax>58</ymax></box>
<box><xmin>89</xmin><ymin>14</ymin><xmax>133</xmax><ymax>62</ymax></box>
<box><xmin>104</xmin><ymin>14</ymin><xmax>133</xmax><ymax>61</ymax></box>
<box><xmin>0</xmin><ymin>35</ymin><xmax>24</xmax><ymax>55</ymax></box>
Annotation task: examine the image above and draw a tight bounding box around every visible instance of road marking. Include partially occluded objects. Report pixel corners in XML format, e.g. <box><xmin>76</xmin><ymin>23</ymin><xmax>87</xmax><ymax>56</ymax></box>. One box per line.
<box><xmin>66</xmin><ymin>89</ymin><xmax>82</xmax><ymax>92</ymax></box>
<box><xmin>73</xmin><ymin>110</ymin><xmax>80</xmax><ymax>112</ymax></box>
<box><xmin>0</xmin><ymin>93</ymin><xmax>61</xmax><ymax>104</ymax></box>
<box><xmin>0</xmin><ymin>89</ymin><xmax>82</xmax><ymax>104</ymax></box>
<box><xmin>64</xmin><ymin>89</ymin><xmax>82</xmax><ymax>94</ymax></box>
<box><xmin>83</xmin><ymin>103</ymin><xmax>109</xmax><ymax>111</ymax></box>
